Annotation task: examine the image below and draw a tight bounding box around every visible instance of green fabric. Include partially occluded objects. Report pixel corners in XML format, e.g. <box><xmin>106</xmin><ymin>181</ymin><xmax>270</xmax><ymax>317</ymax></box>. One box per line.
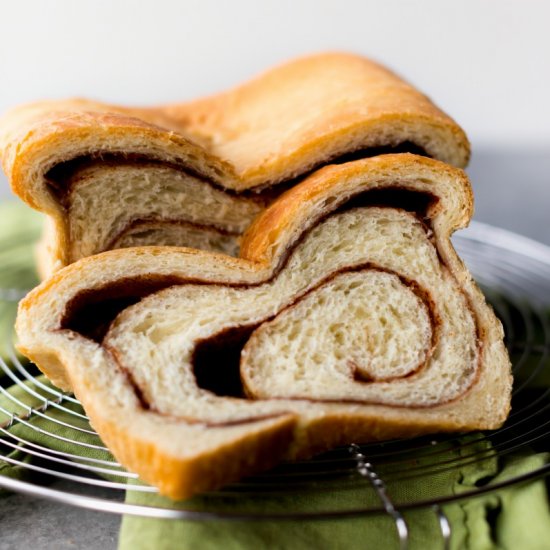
<box><xmin>0</xmin><ymin>201</ymin><xmax>549</xmax><ymax>549</ymax></box>
<box><xmin>0</xmin><ymin>376</ymin><xmax>108</xmax><ymax>486</ymax></box>
<box><xmin>119</xmin><ymin>442</ymin><xmax>550</xmax><ymax>550</ymax></box>
<box><xmin>0</xmin><ymin>201</ymin><xmax>41</xmax><ymax>362</ymax></box>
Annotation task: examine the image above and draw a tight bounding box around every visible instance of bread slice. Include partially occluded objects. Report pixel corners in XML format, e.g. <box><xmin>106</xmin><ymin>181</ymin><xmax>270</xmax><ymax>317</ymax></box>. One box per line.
<box><xmin>0</xmin><ymin>52</ymin><xmax>470</xmax><ymax>276</ymax></box>
<box><xmin>16</xmin><ymin>155</ymin><xmax>510</xmax><ymax>499</ymax></box>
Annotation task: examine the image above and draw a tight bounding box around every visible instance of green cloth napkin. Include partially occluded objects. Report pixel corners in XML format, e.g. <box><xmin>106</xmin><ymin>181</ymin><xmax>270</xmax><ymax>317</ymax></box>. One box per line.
<box><xmin>0</xmin><ymin>201</ymin><xmax>549</xmax><ymax>550</ymax></box>
<box><xmin>119</xmin><ymin>444</ymin><xmax>550</xmax><ymax>550</ymax></box>
<box><xmin>0</xmin><ymin>202</ymin><xmax>41</xmax><ymax>362</ymax></box>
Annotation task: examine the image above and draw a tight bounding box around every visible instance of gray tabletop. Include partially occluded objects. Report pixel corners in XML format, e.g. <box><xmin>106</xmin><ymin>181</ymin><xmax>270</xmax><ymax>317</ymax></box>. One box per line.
<box><xmin>0</xmin><ymin>149</ymin><xmax>548</xmax><ymax>550</ymax></box>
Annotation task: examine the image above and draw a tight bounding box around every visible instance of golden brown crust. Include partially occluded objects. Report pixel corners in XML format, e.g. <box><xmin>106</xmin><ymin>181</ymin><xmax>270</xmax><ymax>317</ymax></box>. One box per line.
<box><xmin>241</xmin><ymin>154</ymin><xmax>473</xmax><ymax>265</ymax></box>
<box><xmin>82</xmin><ymin>395</ymin><xmax>297</xmax><ymax>500</ymax></box>
<box><xmin>0</xmin><ymin>110</ymin><xmax>232</xmax><ymax>210</ymax></box>
<box><xmin>0</xmin><ymin>52</ymin><xmax>470</xmax><ymax>192</ymax></box>
<box><xmin>169</xmin><ymin>52</ymin><xmax>470</xmax><ymax>181</ymax></box>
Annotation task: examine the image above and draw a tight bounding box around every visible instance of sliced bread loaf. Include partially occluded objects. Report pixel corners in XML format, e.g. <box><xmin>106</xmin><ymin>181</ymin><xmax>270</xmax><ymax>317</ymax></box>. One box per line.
<box><xmin>16</xmin><ymin>155</ymin><xmax>510</xmax><ymax>499</ymax></box>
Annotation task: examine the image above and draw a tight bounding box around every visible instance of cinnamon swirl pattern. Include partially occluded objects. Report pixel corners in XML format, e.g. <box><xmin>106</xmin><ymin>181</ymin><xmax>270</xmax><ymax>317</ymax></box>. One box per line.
<box><xmin>16</xmin><ymin>156</ymin><xmax>510</xmax><ymax>499</ymax></box>
<box><xmin>0</xmin><ymin>52</ymin><xmax>469</xmax><ymax>276</ymax></box>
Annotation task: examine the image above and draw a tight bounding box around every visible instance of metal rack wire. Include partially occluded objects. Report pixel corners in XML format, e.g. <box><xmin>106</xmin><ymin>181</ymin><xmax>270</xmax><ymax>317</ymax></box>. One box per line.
<box><xmin>0</xmin><ymin>221</ymin><xmax>549</xmax><ymax>549</ymax></box>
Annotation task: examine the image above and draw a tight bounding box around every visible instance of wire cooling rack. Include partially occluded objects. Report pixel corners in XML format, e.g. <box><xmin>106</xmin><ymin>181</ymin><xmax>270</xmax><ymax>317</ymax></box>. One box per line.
<box><xmin>1</xmin><ymin>221</ymin><xmax>550</xmax><ymax>549</ymax></box>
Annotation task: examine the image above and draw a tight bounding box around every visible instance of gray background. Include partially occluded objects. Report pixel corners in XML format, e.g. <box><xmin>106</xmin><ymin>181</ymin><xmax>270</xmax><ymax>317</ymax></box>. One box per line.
<box><xmin>0</xmin><ymin>1</ymin><xmax>548</xmax><ymax>548</ymax></box>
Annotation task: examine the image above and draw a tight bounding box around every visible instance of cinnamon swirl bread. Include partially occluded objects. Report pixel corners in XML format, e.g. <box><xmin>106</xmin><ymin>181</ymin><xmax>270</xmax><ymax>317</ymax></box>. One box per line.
<box><xmin>0</xmin><ymin>52</ymin><xmax>469</xmax><ymax>276</ymax></box>
<box><xmin>16</xmin><ymin>155</ymin><xmax>510</xmax><ymax>499</ymax></box>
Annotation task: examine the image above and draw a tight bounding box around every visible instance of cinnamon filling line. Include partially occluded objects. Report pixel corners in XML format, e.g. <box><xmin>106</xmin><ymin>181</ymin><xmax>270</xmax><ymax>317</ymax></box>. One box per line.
<box><xmin>44</xmin><ymin>141</ymin><xmax>429</xmax><ymax>206</ymax></box>
<box><xmin>192</xmin><ymin>264</ymin><xmax>441</xmax><ymax>400</ymax></box>
<box><xmin>105</xmin><ymin>218</ymin><xmax>242</xmax><ymax>253</ymax></box>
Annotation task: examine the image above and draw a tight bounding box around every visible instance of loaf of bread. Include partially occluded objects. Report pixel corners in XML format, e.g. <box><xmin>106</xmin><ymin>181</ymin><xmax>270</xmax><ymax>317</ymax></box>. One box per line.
<box><xmin>0</xmin><ymin>52</ymin><xmax>469</xmax><ymax>277</ymax></box>
<box><xmin>16</xmin><ymin>154</ymin><xmax>511</xmax><ymax>499</ymax></box>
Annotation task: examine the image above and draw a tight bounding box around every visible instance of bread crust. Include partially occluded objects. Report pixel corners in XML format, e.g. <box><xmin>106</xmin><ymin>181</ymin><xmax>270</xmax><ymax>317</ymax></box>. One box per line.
<box><xmin>0</xmin><ymin>52</ymin><xmax>470</xmax><ymax>274</ymax></box>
